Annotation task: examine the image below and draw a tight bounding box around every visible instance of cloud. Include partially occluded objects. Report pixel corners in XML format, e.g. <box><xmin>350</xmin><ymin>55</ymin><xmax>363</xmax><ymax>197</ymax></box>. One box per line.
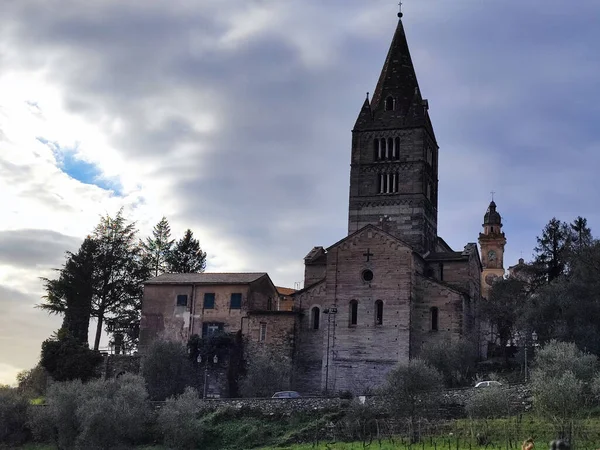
<box><xmin>0</xmin><ymin>229</ymin><xmax>81</xmax><ymax>269</ymax></box>
<box><xmin>1</xmin><ymin>0</ymin><xmax>600</xmax><ymax>383</ymax></box>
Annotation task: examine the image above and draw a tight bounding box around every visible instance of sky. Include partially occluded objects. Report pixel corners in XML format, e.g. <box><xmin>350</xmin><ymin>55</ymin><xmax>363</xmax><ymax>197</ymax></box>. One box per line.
<box><xmin>1</xmin><ymin>0</ymin><xmax>600</xmax><ymax>385</ymax></box>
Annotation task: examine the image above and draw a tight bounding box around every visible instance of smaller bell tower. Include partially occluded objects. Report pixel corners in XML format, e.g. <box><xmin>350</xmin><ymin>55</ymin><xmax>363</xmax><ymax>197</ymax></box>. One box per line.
<box><xmin>478</xmin><ymin>199</ymin><xmax>506</xmax><ymax>298</ymax></box>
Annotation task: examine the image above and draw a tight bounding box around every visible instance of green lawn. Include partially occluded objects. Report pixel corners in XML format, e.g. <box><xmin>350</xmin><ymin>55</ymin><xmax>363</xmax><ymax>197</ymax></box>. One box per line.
<box><xmin>13</xmin><ymin>415</ymin><xmax>600</xmax><ymax>450</ymax></box>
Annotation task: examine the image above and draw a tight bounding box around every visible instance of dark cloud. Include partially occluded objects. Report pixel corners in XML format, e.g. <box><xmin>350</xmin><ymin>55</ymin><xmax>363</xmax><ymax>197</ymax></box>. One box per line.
<box><xmin>0</xmin><ymin>229</ymin><xmax>81</xmax><ymax>269</ymax></box>
<box><xmin>2</xmin><ymin>0</ymin><xmax>600</xmax><ymax>376</ymax></box>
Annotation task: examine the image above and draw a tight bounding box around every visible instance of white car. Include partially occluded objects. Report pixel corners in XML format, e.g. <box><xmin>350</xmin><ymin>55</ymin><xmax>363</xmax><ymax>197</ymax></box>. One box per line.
<box><xmin>475</xmin><ymin>380</ymin><xmax>502</xmax><ymax>388</ymax></box>
<box><xmin>271</xmin><ymin>391</ymin><xmax>301</xmax><ymax>398</ymax></box>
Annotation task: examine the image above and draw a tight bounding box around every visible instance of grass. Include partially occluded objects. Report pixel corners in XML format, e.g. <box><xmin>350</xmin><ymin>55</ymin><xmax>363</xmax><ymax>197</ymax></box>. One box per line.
<box><xmin>12</xmin><ymin>413</ymin><xmax>600</xmax><ymax>450</ymax></box>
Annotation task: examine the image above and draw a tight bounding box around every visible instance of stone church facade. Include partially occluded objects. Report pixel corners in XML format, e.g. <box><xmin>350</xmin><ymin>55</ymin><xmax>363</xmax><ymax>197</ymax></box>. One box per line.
<box><xmin>292</xmin><ymin>14</ymin><xmax>484</xmax><ymax>394</ymax></box>
<box><xmin>139</xmin><ymin>13</ymin><xmax>506</xmax><ymax>396</ymax></box>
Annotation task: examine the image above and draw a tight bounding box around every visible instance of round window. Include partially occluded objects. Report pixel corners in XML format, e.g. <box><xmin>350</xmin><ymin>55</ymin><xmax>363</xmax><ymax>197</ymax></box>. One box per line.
<box><xmin>362</xmin><ymin>269</ymin><xmax>374</xmax><ymax>282</ymax></box>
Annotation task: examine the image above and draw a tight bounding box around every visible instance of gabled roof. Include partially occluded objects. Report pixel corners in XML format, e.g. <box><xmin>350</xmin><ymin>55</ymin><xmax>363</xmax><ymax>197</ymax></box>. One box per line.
<box><xmin>417</xmin><ymin>272</ymin><xmax>469</xmax><ymax>297</ymax></box>
<box><xmin>145</xmin><ymin>272</ymin><xmax>269</xmax><ymax>285</ymax></box>
<box><xmin>326</xmin><ymin>224</ymin><xmax>414</xmax><ymax>253</ymax></box>
<box><xmin>276</xmin><ymin>286</ymin><xmax>296</xmax><ymax>296</ymax></box>
<box><xmin>426</xmin><ymin>252</ymin><xmax>468</xmax><ymax>262</ymax></box>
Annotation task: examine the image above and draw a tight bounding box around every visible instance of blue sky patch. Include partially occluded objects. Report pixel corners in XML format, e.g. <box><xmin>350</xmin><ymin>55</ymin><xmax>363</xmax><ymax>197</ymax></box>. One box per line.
<box><xmin>37</xmin><ymin>137</ymin><xmax>123</xmax><ymax>196</ymax></box>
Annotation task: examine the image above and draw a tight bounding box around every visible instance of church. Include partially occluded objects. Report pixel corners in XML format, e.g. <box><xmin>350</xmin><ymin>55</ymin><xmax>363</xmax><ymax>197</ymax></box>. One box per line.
<box><xmin>139</xmin><ymin>11</ymin><xmax>508</xmax><ymax>396</ymax></box>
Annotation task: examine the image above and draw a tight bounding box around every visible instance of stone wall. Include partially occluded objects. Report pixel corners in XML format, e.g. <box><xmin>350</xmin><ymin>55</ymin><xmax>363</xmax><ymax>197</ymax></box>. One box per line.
<box><xmin>161</xmin><ymin>384</ymin><xmax>531</xmax><ymax>418</ymax></box>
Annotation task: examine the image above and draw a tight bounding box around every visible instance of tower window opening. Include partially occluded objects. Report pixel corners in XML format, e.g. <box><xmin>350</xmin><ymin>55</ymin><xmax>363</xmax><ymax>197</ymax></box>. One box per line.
<box><xmin>382</xmin><ymin>138</ymin><xmax>388</xmax><ymax>159</ymax></box>
<box><xmin>394</xmin><ymin>137</ymin><xmax>400</xmax><ymax>160</ymax></box>
<box><xmin>385</xmin><ymin>96</ymin><xmax>395</xmax><ymax>111</ymax></box>
<box><xmin>388</xmin><ymin>138</ymin><xmax>394</xmax><ymax>159</ymax></box>
<box><xmin>374</xmin><ymin>139</ymin><xmax>381</xmax><ymax>161</ymax></box>
<box><xmin>378</xmin><ymin>172</ymin><xmax>399</xmax><ymax>194</ymax></box>
<box><xmin>375</xmin><ymin>300</ymin><xmax>383</xmax><ymax>325</ymax></box>
<box><xmin>439</xmin><ymin>263</ymin><xmax>444</xmax><ymax>281</ymax></box>
<box><xmin>349</xmin><ymin>300</ymin><xmax>358</xmax><ymax>326</ymax></box>
<box><xmin>430</xmin><ymin>307</ymin><xmax>439</xmax><ymax>331</ymax></box>
<box><xmin>311</xmin><ymin>306</ymin><xmax>320</xmax><ymax>330</ymax></box>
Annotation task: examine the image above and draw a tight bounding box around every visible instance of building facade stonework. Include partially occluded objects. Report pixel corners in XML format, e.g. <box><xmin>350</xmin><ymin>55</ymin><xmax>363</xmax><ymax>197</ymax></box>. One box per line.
<box><xmin>140</xmin><ymin>14</ymin><xmax>499</xmax><ymax>396</ymax></box>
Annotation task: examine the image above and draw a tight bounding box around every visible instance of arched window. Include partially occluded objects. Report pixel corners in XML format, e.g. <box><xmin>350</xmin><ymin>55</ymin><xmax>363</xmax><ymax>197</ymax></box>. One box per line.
<box><xmin>385</xmin><ymin>96</ymin><xmax>395</xmax><ymax>111</ymax></box>
<box><xmin>382</xmin><ymin>138</ymin><xmax>388</xmax><ymax>159</ymax></box>
<box><xmin>373</xmin><ymin>139</ymin><xmax>381</xmax><ymax>161</ymax></box>
<box><xmin>394</xmin><ymin>137</ymin><xmax>400</xmax><ymax>160</ymax></box>
<box><xmin>375</xmin><ymin>300</ymin><xmax>383</xmax><ymax>325</ymax></box>
<box><xmin>430</xmin><ymin>307</ymin><xmax>439</xmax><ymax>331</ymax></box>
<box><xmin>349</xmin><ymin>300</ymin><xmax>358</xmax><ymax>326</ymax></box>
<box><xmin>311</xmin><ymin>306</ymin><xmax>320</xmax><ymax>330</ymax></box>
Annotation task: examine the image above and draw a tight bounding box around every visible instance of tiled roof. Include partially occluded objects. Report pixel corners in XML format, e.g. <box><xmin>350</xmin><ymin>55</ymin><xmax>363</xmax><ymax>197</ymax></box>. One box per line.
<box><xmin>425</xmin><ymin>252</ymin><xmax>468</xmax><ymax>262</ymax></box>
<box><xmin>145</xmin><ymin>272</ymin><xmax>268</xmax><ymax>285</ymax></box>
<box><xmin>276</xmin><ymin>287</ymin><xmax>296</xmax><ymax>296</ymax></box>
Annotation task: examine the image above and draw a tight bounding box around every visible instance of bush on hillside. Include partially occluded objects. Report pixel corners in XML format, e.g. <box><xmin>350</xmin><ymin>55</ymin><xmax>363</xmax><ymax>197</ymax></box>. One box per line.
<box><xmin>420</xmin><ymin>338</ymin><xmax>478</xmax><ymax>387</ymax></box>
<box><xmin>239</xmin><ymin>346</ymin><xmax>291</xmax><ymax>397</ymax></box>
<box><xmin>141</xmin><ymin>339</ymin><xmax>194</xmax><ymax>401</ymax></box>
<box><xmin>28</xmin><ymin>375</ymin><xmax>151</xmax><ymax>449</ymax></box>
<box><xmin>466</xmin><ymin>386</ymin><xmax>511</xmax><ymax>419</ymax></box>
<box><xmin>0</xmin><ymin>386</ymin><xmax>30</xmax><ymax>446</ymax></box>
<box><xmin>157</xmin><ymin>387</ymin><xmax>204</xmax><ymax>449</ymax></box>
<box><xmin>76</xmin><ymin>374</ymin><xmax>151</xmax><ymax>448</ymax></box>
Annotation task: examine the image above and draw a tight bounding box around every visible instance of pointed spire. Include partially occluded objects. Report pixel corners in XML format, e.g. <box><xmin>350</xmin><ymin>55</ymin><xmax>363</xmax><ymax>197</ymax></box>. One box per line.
<box><xmin>353</xmin><ymin>13</ymin><xmax>435</xmax><ymax>140</ymax></box>
<box><xmin>353</xmin><ymin>92</ymin><xmax>373</xmax><ymax>130</ymax></box>
<box><xmin>370</xmin><ymin>18</ymin><xmax>418</xmax><ymax>112</ymax></box>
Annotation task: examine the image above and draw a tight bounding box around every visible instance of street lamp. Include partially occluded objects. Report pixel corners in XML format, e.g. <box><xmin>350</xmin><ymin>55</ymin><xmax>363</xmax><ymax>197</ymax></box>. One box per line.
<box><xmin>198</xmin><ymin>354</ymin><xmax>219</xmax><ymax>398</ymax></box>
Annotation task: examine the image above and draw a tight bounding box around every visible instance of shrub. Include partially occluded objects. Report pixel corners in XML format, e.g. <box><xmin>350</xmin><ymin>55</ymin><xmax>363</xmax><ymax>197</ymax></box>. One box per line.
<box><xmin>420</xmin><ymin>338</ymin><xmax>478</xmax><ymax>387</ymax></box>
<box><xmin>28</xmin><ymin>375</ymin><xmax>151</xmax><ymax>449</ymax></box>
<box><xmin>157</xmin><ymin>387</ymin><xmax>203</xmax><ymax>449</ymax></box>
<box><xmin>0</xmin><ymin>386</ymin><xmax>30</xmax><ymax>446</ymax></box>
<box><xmin>141</xmin><ymin>339</ymin><xmax>194</xmax><ymax>400</ymax></box>
<box><xmin>534</xmin><ymin>340</ymin><xmax>597</xmax><ymax>382</ymax></box>
<box><xmin>40</xmin><ymin>329</ymin><xmax>102</xmax><ymax>382</ymax></box>
<box><xmin>380</xmin><ymin>359</ymin><xmax>442</xmax><ymax>442</ymax></box>
<box><xmin>76</xmin><ymin>374</ymin><xmax>151</xmax><ymax>448</ymax></box>
<box><xmin>16</xmin><ymin>364</ymin><xmax>48</xmax><ymax>398</ymax></box>
<box><xmin>466</xmin><ymin>386</ymin><xmax>511</xmax><ymax>419</ymax></box>
<box><xmin>239</xmin><ymin>346</ymin><xmax>291</xmax><ymax>397</ymax></box>
<box><xmin>532</xmin><ymin>370</ymin><xmax>583</xmax><ymax>437</ymax></box>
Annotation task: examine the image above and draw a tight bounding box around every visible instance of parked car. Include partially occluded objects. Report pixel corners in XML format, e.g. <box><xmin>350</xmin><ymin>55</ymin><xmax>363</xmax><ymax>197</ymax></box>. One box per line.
<box><xmin>272</xmin><ymin>391</ymin><xmax>301</xmax><ymax>398</ymax></box>
<box><xmin>475</xmin><ymin>380</ymin><xmax>502</xmax><ymax>388</ymax></box>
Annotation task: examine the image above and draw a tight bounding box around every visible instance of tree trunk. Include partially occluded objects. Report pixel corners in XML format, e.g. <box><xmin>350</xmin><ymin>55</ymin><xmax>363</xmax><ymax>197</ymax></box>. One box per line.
<box><xmin>94</xmin><ymin>308</ymin><xmax>105</xmax><ymax>351</ymax></box>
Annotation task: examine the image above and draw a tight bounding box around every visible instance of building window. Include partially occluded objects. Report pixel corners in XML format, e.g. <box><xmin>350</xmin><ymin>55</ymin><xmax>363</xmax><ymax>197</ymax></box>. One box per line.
<box><xmin>349</xmin><ymin>300</ymin><xmax>358</xmax><ymax>326</ymax></box>
<box><xmin>439</xmin><ymin>263</ymin><xmax>444</xmax><ymax>281</ymax></box>
<box><xmin>394</xmin><ymin>137</ymin><xmax>400</xmax><ymax>160</ymax></box>
<box><xmin>430</xmin><ymin>307</ymin><xmax>439</xmax><ymax>331</ymax></box>
<box><xmin>230</xmin><ymin>293</ymin><xmax>242</xmax><ymax>309</ymax></box>
<box><xmin>259</xmin><ymin>322</ymin><xmax>267</xmax><ymax>342</ymax></box>
<box><xmin>375</xmin><ymin>300</ymin><xmax>383</xmax><ymax>325</ymax></box>
<box><xmin>202</xmin><ymin>322</ymin><xmax>223</xmax><ymax>338</ymax></box>
<box><xmin>385</xmin><ymin>96</ymin><xmax>395</xmax><ymax>111</ymax></box>
<box><xmin>203</xmin><ymin>293</ymin><xmax>215</xmax><ymax>309</ymax></box>
<box><xmin>311</xmin><ymin>307</ymin><xmax>320</xmax><ymax>330</ymax></box>
<box><xmin>267</xmin><ymin>297</ymin><xmax>273</xmax><ymax>311</ymax></box>
<box><xmin>362</xmin><ymin>269</ymin><xmax>374</xmax><ymax>282</ymax></box>
<box><xmin>176</xmin><ymin>294</ymin><xmax>188</xmax><ymax>306</ymax></box>
<box><xmin>378</xmin><ymin>172</ymin><xmax>399</xmax><ymax>194</ymax></box>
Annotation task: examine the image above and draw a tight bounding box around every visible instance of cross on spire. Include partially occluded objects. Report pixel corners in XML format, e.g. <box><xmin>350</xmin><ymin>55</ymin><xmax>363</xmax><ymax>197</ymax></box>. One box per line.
<box><xmin>490</xmin><ymin>191</ymin><xmax>496</xmax><ymax>201</ymax></box>
<box><xmin>398</xmin><ymin>1</ymin><xmax>403</xmax><ymax>18</ymax></box>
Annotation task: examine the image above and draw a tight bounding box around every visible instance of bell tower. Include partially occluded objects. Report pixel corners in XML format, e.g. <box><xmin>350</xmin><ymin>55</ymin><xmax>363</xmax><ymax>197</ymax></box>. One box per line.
<box><xmin>347</xmin><ymin>11</ymin><xmax>438</xmax><ymax>254</ymax></box>
<box><xmin>478</xmin><ymin>199</ymin><xmax>507</xmax><ymax>298</ymax></box>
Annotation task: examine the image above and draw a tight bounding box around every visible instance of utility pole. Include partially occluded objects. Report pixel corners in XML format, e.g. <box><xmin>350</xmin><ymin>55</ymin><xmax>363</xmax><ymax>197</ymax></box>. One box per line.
<box><xmin>324</xmin><ymin>306</ymin><xmax>337</xmax><ymax>394</ymax></box>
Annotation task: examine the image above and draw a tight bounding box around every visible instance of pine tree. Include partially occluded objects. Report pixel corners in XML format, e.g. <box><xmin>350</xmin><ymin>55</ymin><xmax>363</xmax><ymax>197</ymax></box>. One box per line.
<box><xmin>142</xmin><ymin>216</ymin><xmax>174</xmax><ymax>277</ymax></box>
<box><xmin>39</xmin><ymin>237</ymin><xmax>98</xmax><ymax>345</ymax></box>
<box><xmin>570</xmin><ymin>216</ymin><xmax>593</xmax><ymax>255</ymax></box>
<box><xmin>167</xmin><ymin>229</ymin><xmax>207</xmax><ymax>273</ymax></box>
<box><xmin>534</xmin><ymin>218</ymin><xmax>571</xmax><ymax>283</ymax></box>
<box><xmin>91</xmin><ymin>208</ymin><xmax>150</xmax><ymax>350</ymax></box>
